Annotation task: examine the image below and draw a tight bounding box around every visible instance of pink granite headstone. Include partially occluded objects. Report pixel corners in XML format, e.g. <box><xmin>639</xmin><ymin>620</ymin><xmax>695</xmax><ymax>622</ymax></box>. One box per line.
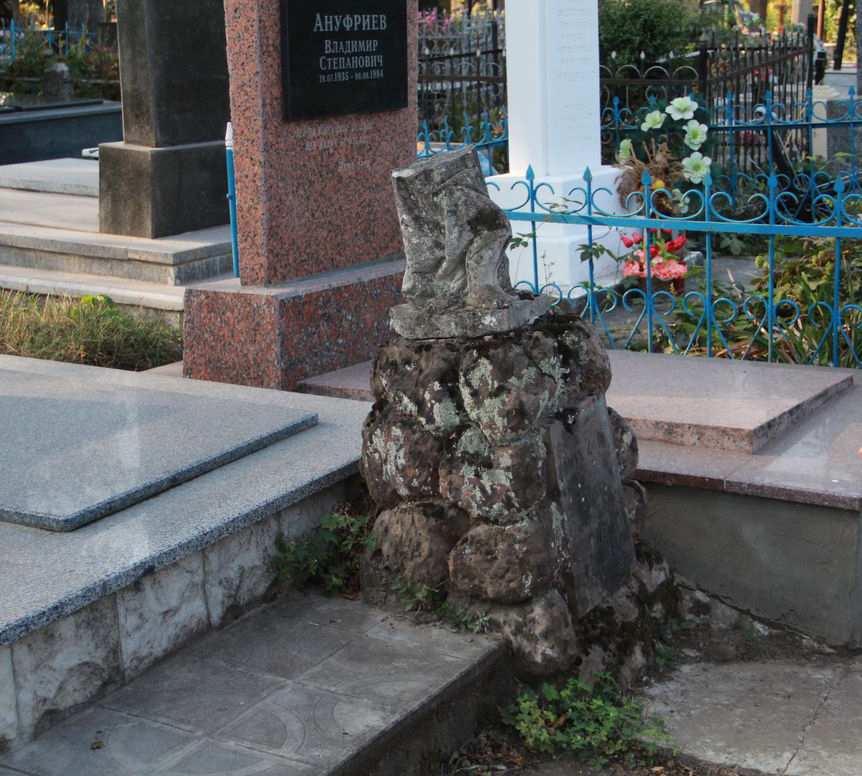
<box><xmin>184</xmin><ymin>0</ymin><xmax>417</xmax><ymax>389</ymax></box>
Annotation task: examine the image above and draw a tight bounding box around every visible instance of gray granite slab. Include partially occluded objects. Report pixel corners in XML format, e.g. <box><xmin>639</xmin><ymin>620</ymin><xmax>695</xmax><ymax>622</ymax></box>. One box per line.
<box><xmin>0</xmin><ymin>356</ymin><xmax>370</xmax><ymax>647</ymax></box>
<box><xmin>0</xmin><ymin>158</ymin><xmax>99</xmax><ymax>198</ymax></box>
<box><xmin>0</xmin><ymin>368</ymin><xmax>316</xmax><ymax>531</ymax></box>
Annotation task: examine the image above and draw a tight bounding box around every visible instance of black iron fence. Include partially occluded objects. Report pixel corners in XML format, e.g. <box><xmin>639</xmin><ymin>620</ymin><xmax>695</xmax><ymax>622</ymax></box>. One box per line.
<box><xmin>419</xmin><ymin>11</ymin><xmax>819</xmax><ymax>181</ymax></box>
<box><xmin>417</xmin><ymin>11</ymin><xmax>505</xmax><ymax>131</ymax></box>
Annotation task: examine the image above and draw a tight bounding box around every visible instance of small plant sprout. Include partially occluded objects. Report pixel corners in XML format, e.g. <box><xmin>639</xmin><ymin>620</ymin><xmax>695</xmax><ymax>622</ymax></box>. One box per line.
<box><xmin>501</xmin><ymin>672</ymin><xmax>669</xmax><ymax>767</ymax></box>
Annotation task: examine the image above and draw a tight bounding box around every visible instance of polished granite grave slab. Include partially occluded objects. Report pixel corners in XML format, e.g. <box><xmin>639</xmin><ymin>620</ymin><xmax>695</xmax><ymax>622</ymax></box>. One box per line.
<box><xmin>0</xmin><ymin>365</ymin><xmax>316</xmax><ymax>531</ymax></box>
<box><xmin>605</xmin><ymin>351</ymin><xmax>853</xmax><ymax>453</ymax></box>
<box><xmin>0</xmin><ymin>356</ymin><xmax>370</xmax><ymax>648</ymax></box>
<box><xmin>297</xmin><ymin>351</ymin><xmax>853</xmax><ymax>453</ymax></box>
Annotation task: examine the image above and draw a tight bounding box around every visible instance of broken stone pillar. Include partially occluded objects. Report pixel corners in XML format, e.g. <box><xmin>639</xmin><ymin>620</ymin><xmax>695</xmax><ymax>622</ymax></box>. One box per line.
<box><xmin>99</xmin><ymin>0</ymin><xmax>230</xmax><ymax>238</ymax></box>
<box><xmin>360</xmin><ymin>148</ymin><xmax>639</xmax><ymax>678</ymax></box>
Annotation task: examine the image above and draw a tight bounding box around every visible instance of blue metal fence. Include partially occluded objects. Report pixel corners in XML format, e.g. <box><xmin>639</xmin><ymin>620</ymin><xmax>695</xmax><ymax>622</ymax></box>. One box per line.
<box><xmin>496</xmin><ymin>166</ymin><xmax>861</xmax><ymax>368</ymax></box>
<box><xmin>418</xmin><ymin>92</ymin><xmax>862</xmax><ymax>368</ymax></box>
<box><xmin>0</xmin><ymin>20</ymin><xmax>98</xmax><ymax>64</ymax></box>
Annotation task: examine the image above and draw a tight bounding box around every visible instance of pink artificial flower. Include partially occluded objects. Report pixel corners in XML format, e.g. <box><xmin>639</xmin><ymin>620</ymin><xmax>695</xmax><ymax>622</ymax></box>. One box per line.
<box><xmin>623</xmin><ymin>260</ymin><xmax>645</xmax><ymax>278</ymax></box>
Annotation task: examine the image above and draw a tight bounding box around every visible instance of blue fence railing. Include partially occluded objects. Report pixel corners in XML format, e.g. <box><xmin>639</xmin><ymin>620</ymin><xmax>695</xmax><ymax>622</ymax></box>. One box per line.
<box><xmin>417</xmin><ymin>110</ymin><xmax>508</xmax><ymax>175</ymax></box>
<box><xmin>492</xmin><ymin>165</ymin><xmax>861</xmax><ymax>369</ymax></box>
<box><xmin>418</xmin><ymin>93</ymin><xmax>862</xmax><ymax>368</ymax></box>
<box><xmin>0</xmin><ymin>20</ymin><xmax>98</xmax><ymax>64</ymax></box>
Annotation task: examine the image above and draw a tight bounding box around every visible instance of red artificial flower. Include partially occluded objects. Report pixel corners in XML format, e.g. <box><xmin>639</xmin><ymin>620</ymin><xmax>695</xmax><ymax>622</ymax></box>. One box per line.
<box><xmin>621</xmin><ymin>236</ymin><xmax>633</xmax><ymax>248</ymax></box>
<box><xmin>631</xmin><ymin>232</ymin><xmax>643</xmax><ymax>244</ymax></box>
<box><xmin>650</xmin><ymin>245</ymin><xmax>659</xmax><ymax>258</ymax></box>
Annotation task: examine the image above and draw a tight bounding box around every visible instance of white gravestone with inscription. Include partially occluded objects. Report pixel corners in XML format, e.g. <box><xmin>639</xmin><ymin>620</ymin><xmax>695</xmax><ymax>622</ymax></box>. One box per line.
<box><xmin>488</xmin><ymin>0</ymin><xmax>624</xmax><ymax>293</ymax></box>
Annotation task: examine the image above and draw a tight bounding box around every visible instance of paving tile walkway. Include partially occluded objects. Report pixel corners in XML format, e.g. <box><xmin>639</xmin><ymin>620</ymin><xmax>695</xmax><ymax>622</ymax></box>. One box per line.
<box><xmin>643</xmin><ymin>659</ymin><xmax>862</xmax><ymax>776</ymax></box>
<box><xmin>1</xmin><ymin>592</ymin><xmax>501</xmax><ymax>776</ymax></box>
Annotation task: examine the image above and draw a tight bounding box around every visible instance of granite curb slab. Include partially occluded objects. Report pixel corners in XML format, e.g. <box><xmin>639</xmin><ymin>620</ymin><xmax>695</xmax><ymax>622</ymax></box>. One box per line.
<box><xmin>0</xmin><ymin>368</ymin><xmax>317</xmax><ymax>531</ymax></box>
<box><xmin>0</xmin><ymin>356</ymin><xmax>370</xmax><ymax>647</ymax></box>
<box><xmin>0</xmin><ymin>264</ymin><xmax>187</xmax><ymax>312</ymax></box>
<box><xmin>296</xmin><ymin>354</ymin><xmax>862</xmax><ymax>511</ymax></box>
<box><xmin>0</xmin><ymin>159</ymin><xmax>99</xmax><ymax>198</ymax></box>
<box><xmin>606</xmin><ymin>350</ymin><xmax>854</xmax><ymax>453</ymax></box>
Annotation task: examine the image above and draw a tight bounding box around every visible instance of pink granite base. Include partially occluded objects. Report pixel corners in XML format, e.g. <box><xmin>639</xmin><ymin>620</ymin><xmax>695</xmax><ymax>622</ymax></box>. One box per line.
<box><xmin>183</xmin><ymin>262</ymin><xmax>403</xmax><ymax>390</ymax></box>
<box><xmin>224</xmin><ymin>0</ymin><xmax>419</xmax><ymax>287</ymax></box>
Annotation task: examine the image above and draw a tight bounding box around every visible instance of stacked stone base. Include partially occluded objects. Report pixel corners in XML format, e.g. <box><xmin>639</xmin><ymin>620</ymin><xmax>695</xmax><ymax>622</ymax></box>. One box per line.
<box><xmin>361</xmin><ymin>310</ymin><xmax>653</xmax><ymax>678</ymax></box>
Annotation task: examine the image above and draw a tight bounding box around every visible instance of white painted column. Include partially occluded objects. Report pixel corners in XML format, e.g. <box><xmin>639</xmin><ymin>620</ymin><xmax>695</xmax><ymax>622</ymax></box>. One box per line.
<box><xmin>489</xmin><ymin>0</ymin><xmax>624</xmax><ymax>293</ymax></box>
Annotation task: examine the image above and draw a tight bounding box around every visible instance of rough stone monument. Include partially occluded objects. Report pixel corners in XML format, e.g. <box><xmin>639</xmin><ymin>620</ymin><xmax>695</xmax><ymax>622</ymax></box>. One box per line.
<box><xmin>488</xmin><ymin>0</ymin><xmax>624</xmax><ymax>292</ymax></box>
<box><xmin>361</xmin><ymin>149</ymin><xmax>664</xmax><ymax>679</ymax></box>
<box><xmin>183</xmin><ymin>0</ymin><xmax>417</xmax><ymax>389</ymax></box>
<box><xmin>99</xmin><ymin>0</ymin><xmax>230</xmax><ymax>238</ymax></box>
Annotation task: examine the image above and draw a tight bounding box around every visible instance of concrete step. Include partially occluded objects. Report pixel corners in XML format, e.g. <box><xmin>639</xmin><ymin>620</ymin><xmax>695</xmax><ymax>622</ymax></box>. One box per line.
<box><xmin>0</xmin><ymin>263</ymin><xmax>192</xmax><ymax>323</ymax></box>
<box><xmin>0</xmin><ymin>189</ymin><xmax>232</xmax><ymax>285</ymax></box>
<box><xmin>1</xmin><ymin>591</ymin><xmax>508</xmax><ymax>776</ymax></box>
<box><xmin>0</xmin><ymin>159</ymin><xmax>99</xmax><ymax>197</ymax></box>
<box><xmin>642</xmin><ymin>658</ymin><xmax>862</xmax><ymax>776</ymax></box>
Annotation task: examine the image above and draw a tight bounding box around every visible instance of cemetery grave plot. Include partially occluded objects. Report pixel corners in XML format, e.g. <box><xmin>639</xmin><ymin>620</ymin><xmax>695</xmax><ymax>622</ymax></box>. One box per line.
<box><xmin>0</xmin><ymin>366</ymin><xmax>316</xmax><ymax>531</ymax></box>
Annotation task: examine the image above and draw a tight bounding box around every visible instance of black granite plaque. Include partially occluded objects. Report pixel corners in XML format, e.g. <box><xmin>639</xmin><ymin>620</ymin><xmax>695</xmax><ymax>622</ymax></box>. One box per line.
<box><xmin>281</xmin><ymin>0</ymin><xmax>408</xmax><ymax>121</ymax></box>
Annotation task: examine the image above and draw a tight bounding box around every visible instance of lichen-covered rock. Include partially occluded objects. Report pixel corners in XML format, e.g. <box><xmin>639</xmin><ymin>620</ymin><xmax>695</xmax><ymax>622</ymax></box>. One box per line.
<box><xmin>448</xmin><ymin>518</ymin><xmax>556</xmax><ymax>604</ymax></box>
<box><xmin>622</xmin><ymin>481</ymin><xmax>647</xmax><ymax>538</ymax></box>
<box><xmin>371</xmin><ymin>339</ymin><xmax>465</xmax><ymax>434</ymax></box>
<box><xmin>607</xmin><ymin>407</ymin><xmax>638</xmax><ymax>481</ymax></box>
<box><xmin>361</xmin><ymin>407</ymin><xmax>444</xmax><ymax>507</ymax></box>
<box><xmin>439</xmin><ymin>428</ymin><xmax>546</xmax><ymax>522</ymax></box>
<box><xmin>553</xmin><ymin>318</ymin><xmax>612</xmax><ymax>403</ymax></box>
<box><xmin>459</xmin><ymin>341</ymin><xmax>558</xmax><ymax>443</ymax></box>
<box><xmin>491</xmin><ymin>589</ymin><xmax>579</xmax><ymax>679</ymax></box>
<box><xmin>360</xmin><ymin>503</ymin><xmax>472</xmax><ymax>604</ymax></box>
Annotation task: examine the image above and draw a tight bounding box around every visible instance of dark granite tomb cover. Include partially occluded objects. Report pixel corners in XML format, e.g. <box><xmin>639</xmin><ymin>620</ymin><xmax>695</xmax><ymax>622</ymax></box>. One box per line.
<box><xmin>0</xmin><ymin>370</ymin><xmax>316</xmax><ymax>532</ymax></box>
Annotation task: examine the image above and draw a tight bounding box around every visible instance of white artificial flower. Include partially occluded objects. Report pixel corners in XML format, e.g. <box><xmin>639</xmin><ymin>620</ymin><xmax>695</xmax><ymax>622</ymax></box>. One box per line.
<box><xmin>672</xmin><ymin>187</ymin><xmax>691</xmax><ymax>215</ymax></box>
<box><xmin>640</xmin><ymin>109</ymin><xmax>666</xmax><ymax>132</ymax></box>
<box><xmin>666</xmin><ymin>96</ymin><xmax>698</xmax><ymax>121</ymax></box>
<box><xmin>683</xmin><ymin>119</ymin><xmax>709</xmax><ymax>150</ymax></box>
<box><xmin>618</xmin><ymin>138</ymin><xmax>634</xmax><ymax>161</ymax></box>
<box><xmin>682</xmin><ymin>152</ymin><xmax>712</xmax><ymax>184</ymax></box>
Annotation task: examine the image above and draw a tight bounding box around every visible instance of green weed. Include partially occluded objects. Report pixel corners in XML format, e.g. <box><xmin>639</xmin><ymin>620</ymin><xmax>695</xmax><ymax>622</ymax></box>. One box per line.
<box><xmin>0</xmin><ymin>291</ymin><xmax>182</xmax><ymax>370</ymax></box>
<box><xmin>272</xmin><ymin>507</ymin><xmax>376</xmax><ymax>596</ymax></box>
<box><xmin>501</xmin><ymin>673</ymin><xmax>668</xmax><ymax>768</ymax></box>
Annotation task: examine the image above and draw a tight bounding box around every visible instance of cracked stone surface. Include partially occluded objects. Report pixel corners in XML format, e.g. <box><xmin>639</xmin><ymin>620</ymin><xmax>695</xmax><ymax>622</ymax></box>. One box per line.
<box><xmin>0</xmin><ymin>646</ymin><xmax>16</xmax><ymax>750</ymax></box>
<box><xmin>11</xmin><ymin>597</ymin><xmax>122</xmax><ymax>741</ymax></box>
<box><xmin>642</xmin><ymin>659</ymin><xmax>862</xmax><ymax>776</ymax></box>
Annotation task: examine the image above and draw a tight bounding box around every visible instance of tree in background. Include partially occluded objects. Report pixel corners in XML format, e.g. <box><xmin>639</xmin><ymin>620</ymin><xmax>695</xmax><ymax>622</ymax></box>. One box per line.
<box><xmin>1</xmin><ymin>0</ymin><xmax>18</xmax><ymax>21</ymax></box>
